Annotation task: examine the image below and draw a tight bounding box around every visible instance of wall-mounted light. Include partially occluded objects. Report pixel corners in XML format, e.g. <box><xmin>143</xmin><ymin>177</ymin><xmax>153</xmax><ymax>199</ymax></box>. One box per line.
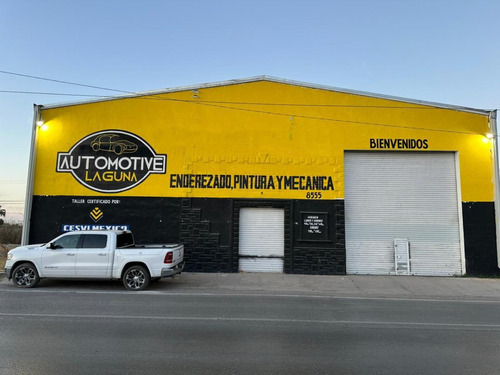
<box><xmin>36</xmin><ymin>114</ymin><xmax>49</xmax><ymax>131</ymax></box>
<box><xmin>483</xmin><ymin>133</ymin><xmax>494</xmax><ymax>143</ymax></box>
<box><xmin>36</xmin><ymin>119</ymin><xmax>48</xmax><ymax>131</ymax></box>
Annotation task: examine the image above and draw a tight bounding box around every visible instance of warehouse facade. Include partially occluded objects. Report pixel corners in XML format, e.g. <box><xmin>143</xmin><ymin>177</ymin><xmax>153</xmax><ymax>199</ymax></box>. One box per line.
<box><xmin>23</xmin><ymin>77</ymin><xmax>500</xmax><ymax>276</ymax></box>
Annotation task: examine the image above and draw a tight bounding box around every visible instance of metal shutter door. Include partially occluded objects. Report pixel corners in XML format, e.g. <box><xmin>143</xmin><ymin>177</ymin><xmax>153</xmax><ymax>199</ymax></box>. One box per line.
<box><xmin>239</xmin><ymin>208</ymin><xmax>284</xmax><ymax>272</ymax></box>
<box><xmin>344</xmin><ymin>152</ymin><xmax>463</xmax><ymax>276</ymax></box>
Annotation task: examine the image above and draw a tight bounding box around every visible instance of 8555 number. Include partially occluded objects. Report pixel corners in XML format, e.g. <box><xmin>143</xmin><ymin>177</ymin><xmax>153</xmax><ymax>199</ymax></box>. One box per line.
<box><xmin>306</xmin><ymin>192</ymin><xmax>322</xmax><ymax>199</ymax></box>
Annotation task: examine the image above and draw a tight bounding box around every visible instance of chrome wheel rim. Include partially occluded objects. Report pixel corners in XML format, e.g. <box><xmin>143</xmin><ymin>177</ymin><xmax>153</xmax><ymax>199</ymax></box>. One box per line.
<box><xmin>125</xmin><ymin>269</ymin><xmax>145</xmax><ymax>289</ymax></box>
<box><xmin>14</xmin><ymin>266</ymin><xmax>36</xmax><ymax>287</ymax></box>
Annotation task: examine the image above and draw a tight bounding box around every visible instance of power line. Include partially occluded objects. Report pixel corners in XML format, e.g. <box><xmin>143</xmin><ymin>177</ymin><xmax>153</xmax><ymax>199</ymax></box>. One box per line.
<box><xmin>0</xmin><ymin>70</ymin><xmax>490</xmax><ymax>136</ymax></box>
<box><xmin>0</xmin><ymin>70</ymin><xmax>451</xmax><ymax>109</ymax></box>
<box><xmin>0</xmin><ymin>90</ymin><xmax>111</xmax><ymax>98</ymax></box>
<box><xmin>0</xmin><ymin>91</ymin><xmax>485</xmax><ymax>136</ymax></box>
<box><xmin>0</xmin><ymin>70</ymin><xmax>132</xmax><ymax>94</ymax></box>
<box><xmin>186</xmin><ymin>100</ymin><xmax>486</xmax><ymax>136</ymax></box>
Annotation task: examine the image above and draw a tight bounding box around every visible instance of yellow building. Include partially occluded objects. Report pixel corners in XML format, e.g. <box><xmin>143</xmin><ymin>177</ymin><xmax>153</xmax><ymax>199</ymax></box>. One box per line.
<box><xmin>24</xmin><ymin>76</ymin><xmax>499</xmax><ymax>276</ymax></box>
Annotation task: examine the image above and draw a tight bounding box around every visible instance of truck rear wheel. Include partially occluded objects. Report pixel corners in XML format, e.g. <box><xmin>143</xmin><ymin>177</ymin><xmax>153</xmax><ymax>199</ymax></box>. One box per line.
<box><xmin>12</xmin><ymin>263</ymin><xmax>40</xmax><ymax>288</ymax></box>
<box><xmin>122</xmin><ymin>265</ymin><xmax>150</xmax><ymax>291</ymax></box>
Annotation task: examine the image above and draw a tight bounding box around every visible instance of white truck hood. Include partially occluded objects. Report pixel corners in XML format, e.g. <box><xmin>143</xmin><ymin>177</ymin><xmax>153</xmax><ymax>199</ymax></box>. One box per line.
<box><xmin>9</xmin><ymin>244</ymin><xmax>44</xmax><ymax>253</ymax></box>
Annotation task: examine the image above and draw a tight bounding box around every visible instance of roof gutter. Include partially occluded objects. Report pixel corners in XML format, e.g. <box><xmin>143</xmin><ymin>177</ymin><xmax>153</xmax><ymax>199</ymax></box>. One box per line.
<box><xmin>39</xmin><ymin>76</ymin><xmax>491</xmax><ymax>116</ymax></box>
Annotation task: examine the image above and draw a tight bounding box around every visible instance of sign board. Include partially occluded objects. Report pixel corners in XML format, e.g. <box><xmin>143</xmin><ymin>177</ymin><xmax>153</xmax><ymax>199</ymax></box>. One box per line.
<box><xmin>301</xmin><ymin>212</ymin><xmax>328</xmax><ymax>241</ymax></box>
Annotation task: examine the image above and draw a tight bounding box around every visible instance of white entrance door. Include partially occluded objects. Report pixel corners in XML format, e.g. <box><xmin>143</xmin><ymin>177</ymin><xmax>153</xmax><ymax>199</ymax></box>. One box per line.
<box><xmin>344</xmin><ymin>152</ymin><xmax>463</xmax><ymax>276</ymax></box>
<box><xmin>239</xmin><ymin>208</ymin><xmax>285</xmax><ymax>273</ymax></box>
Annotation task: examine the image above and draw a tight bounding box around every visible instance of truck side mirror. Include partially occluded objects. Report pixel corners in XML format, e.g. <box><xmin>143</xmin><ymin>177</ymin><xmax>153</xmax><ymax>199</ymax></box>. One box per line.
<box><xmin>47</xmin><ymin>243</ymin><xmax>56</xmax><ymax>250</ymax></box>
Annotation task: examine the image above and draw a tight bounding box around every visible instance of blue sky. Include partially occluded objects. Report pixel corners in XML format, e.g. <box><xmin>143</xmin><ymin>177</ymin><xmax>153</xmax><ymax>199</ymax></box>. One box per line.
<box><xmin>1</xmin><ymin>0</ymin><xmax>499</xmax><ymax>221</ymax></box>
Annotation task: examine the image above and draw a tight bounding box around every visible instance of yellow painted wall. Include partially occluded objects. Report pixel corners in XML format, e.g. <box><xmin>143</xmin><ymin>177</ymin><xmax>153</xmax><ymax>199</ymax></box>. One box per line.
<box><xmin>32</xmin><ymin>80</ymin><xmax>494</xmax><ymax>202</ymax></box>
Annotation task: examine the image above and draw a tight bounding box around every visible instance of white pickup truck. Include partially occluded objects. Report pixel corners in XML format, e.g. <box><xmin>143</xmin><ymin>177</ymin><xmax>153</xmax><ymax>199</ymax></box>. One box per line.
<box><xmin>5</xmin><ymin>230</ymin><xmax>184</xmax><ymax>291</ymax></box>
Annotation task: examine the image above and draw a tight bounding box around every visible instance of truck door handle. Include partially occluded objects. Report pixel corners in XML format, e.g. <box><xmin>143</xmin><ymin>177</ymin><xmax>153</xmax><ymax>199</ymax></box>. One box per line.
<box><xmin>67</xmin><ymin>253</ymin><xmax>75</xmax><ymax>256</ymax></box>
<box><xmin>98</xmin><ymin>253</ymin><xmax>106</xmax><ymax>256</ymax></box>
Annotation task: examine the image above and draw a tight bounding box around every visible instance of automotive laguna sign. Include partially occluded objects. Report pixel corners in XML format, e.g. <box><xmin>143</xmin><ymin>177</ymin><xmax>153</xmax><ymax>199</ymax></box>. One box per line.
<box><xmin>56</xmin><ymin>130</ymin><xmax>166</xmax><ymax>193</ymax></box>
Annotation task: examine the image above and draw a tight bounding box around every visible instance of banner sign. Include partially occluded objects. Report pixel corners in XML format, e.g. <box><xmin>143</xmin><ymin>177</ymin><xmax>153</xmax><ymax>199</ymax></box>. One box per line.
<box><xmin>62</xmin><ymin>224</ymin><xmax>130</xmax><ymax>232</ymax></box>
<box><xmin>57</xmin><ymin>130</ymin><xmax>166</xmax><ymax>193</ymax></box>
<box><xmin>170</xmin><ymin>174</ymin><xmax>334</xmax><ymax>191</ymax></box>
<box><xmin>301</xmin><ymin>212</ymin><xmax>328</xmax><ymax>241</ymax></box>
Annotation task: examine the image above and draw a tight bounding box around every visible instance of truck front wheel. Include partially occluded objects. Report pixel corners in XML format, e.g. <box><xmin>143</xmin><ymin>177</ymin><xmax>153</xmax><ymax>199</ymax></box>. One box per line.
<box><xmin>12</xmin><ymin>263</ymin><xmax>40</xmax><ymax>288</ymax></box>
<box><xmin>122</xmin><ymin>265</ymin><xmax>150</xmax><ymax>291</ymax></box>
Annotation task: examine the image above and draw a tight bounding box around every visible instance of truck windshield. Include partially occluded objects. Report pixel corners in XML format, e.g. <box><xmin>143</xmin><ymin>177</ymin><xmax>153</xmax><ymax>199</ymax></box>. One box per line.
<box><xmin>117</xmin><ymin>232</ymin><xmax>134</xmax><ymax>248</ymax></box>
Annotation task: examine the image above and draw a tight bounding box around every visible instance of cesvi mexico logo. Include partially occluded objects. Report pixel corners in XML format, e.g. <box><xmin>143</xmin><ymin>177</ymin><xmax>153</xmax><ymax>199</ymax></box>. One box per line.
<box><xmin>56</xmin><ymin>130</ymin><xmax>166</xmax><ymax>193</ymax></box>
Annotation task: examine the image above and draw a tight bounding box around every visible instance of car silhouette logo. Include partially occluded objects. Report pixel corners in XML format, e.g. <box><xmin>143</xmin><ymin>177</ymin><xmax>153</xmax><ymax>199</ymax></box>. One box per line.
<box><xmin>57</xmin><ymin>130</ymin><xmax>167</xmax><ymax>193</ymax></box>
<box><xmin>90</xmin><ymin>134</ymin><xmax>138</xmax><ymax>155</ymax></box>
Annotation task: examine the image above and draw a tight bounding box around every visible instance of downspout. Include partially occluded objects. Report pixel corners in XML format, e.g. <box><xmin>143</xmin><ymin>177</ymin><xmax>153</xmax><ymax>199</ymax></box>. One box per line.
<box><xmin>490</xmin><ymin>110</ymin><xmax>500</xmax><ymax>269</ymax></box>
<box><xmin>21</xmin><ymin>104</ymin><xmax>42</xmax><ymax>245</ymax></box>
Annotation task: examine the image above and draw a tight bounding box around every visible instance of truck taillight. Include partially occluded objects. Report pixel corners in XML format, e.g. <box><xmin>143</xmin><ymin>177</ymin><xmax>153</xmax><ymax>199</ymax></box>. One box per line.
<box><xmin>164</xmin><ymin>252</ymin><xmax>173</xmax><ymax>264</ymax></box>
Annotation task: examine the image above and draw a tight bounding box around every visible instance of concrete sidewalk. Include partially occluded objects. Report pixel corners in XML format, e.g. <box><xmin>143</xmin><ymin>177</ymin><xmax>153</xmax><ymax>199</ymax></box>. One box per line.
<box><xmin>165</xmin><ymin>273</ymin><xmax>500</xmax><ymax>300</ymax></box>
<box><xmin>2</xmin><ymin>271</ymin><xmax>500</xmax><ymax>300</ymax></box>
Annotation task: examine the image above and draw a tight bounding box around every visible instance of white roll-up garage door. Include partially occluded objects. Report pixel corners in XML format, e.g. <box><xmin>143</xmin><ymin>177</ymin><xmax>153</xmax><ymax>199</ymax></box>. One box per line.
<box><xmin>239</xmin><ymin>208</ymin><xmax>284</xmax><ymax>273</ymax></box>
<box><xmin>344</xmin><ymin>152</ymin><xmax>463</xmax><ymax>276</ymax></box>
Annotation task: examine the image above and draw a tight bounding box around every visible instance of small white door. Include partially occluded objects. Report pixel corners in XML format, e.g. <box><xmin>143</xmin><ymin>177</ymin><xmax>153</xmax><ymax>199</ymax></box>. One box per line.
<box><xmin>239</xmin><ymin>208</ymin><xmax>284</xmax><ymax>273</ymax></box>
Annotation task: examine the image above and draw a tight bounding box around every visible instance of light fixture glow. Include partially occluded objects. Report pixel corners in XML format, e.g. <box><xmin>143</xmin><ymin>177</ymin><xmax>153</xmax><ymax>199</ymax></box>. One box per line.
<box><xmin>36</xmin><ymin>120</ymin><xmax>44</xmax><ymax>127</ymax></box>
<box><xmin>486</xmin><ymin>133</ymin><xmax>494</xmax><ymax>139</ymax></box>
<box><xmin>40</xmin><ymin>124</ymin><xmax>49</xmax><ymax>131</ymax></box>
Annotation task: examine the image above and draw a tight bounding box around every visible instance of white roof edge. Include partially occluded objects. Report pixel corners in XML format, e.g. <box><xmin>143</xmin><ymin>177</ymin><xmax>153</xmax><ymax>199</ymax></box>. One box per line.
<box><xmin>39</xmin><ymin>75</ymin><xmax>493</xmax><ymax>115</ymax></box>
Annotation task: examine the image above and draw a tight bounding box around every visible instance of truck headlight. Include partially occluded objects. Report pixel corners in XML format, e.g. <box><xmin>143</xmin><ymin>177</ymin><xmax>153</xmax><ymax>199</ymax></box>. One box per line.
<box><xmin>7</xmin><ymin>253</ymin><xmax>13</xmax><ymax>260</ymax></box>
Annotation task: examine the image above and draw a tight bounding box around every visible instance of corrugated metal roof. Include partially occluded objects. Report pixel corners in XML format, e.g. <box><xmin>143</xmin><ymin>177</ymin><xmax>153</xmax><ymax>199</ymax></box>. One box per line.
<box><xmin>39</xmin><ymin>75</ymin><xmax>493</xmax><ymax>115</ymax></box>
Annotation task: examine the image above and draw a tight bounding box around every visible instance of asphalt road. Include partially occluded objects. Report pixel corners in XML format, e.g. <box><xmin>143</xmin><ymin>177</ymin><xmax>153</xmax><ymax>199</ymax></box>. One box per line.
<box><xmin>1</xmin><ymin>279</ymin><xmax>500</xmax><ymax>374</ymax></box>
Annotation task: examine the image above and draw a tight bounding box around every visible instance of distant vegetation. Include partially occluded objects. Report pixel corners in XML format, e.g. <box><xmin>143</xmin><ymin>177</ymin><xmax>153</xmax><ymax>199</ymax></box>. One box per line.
<box><xmin>0</xmin><ymin>205</ymin><xmax>5</xmax><ymax>226</ymax></box>
<box><xmin>0</xmin><ymin>222</ymin><xmax>22</xmax><ymax>244</ymax></box>
<box><xmin>0</xmin><ymin>205</ymin><xmax>22</xmax><ymax>244</ymax></box>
